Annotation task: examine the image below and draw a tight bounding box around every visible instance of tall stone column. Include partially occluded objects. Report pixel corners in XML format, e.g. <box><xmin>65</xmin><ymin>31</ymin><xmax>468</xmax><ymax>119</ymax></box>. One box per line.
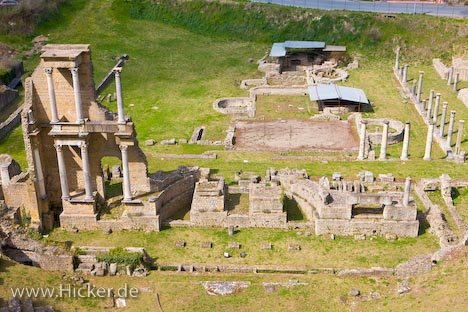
<box><xmin>120</xmin><ymin>145</ymin><xmax>132</xmax><ymax>201</ymax></box>
<box><xmin>411</xmin><ymin>80</ymin><xmax>417</xmax><ymax>95</ymax></box>
<box><xmin>399</xmin><ymin>67</ymin><xmax>404</xmax><ymax>80</ymax></box>
<box><xmin>114</xmin><ymin>69</ymin><xmax>126</xmax><ymax>124</ymax></box>
<box><xmin>447</xmin><ymin>67</ymin><xmax>453</xmax><ymax>85</ymax></box>
<box><xmin>400</xmin><ymin>121</ymin><xmax>411</xmax><ymax>161</ymax></box>
<box><xmin>32</xmin><ymin>140</ymin><xmax>47</xmax><ymax>199</ymax></box>
<box><xmin>402</xmin><ymin>64</ymin><xmax>409</xmax><ymax>83</ymax></box>
<box><xmin>446</xmin><ymin>111</ymin><xmax>456</xmax><ymax>148</ymax></box>
<box><xmin>453</xmin><ymin>73</ymin><xmax>459</xmax><ymax>92</ymax></box>
<box><xmin>357</xmin><ymin>120</ymin><xmax>367</xmax><ymax>160</ymax></box>
<box><xmin>421</xmin><ymin>100</ymin><xmax>426</xmax><ymax>114</ymax></box>
<box><xmin>80</xmin><ymin>142</ymin><xmax>93</xmax><ymax>200</ymax></box>
<box><xmin>45</xmin><ymin>67</ymin><xmax>59</xmax><ymax>123</ymax></box>
<box><xmin>71</xmin><ymin>67</ymin><xmax>84</xmax><ymax>123</ymax></box>
<box><xmin>455</xmin><ymin>120</ymin><xmax>464</xmax><ymax>155</ymax></box>
<box><xmin>403</xmin><ymin>177</ymin><xmax>411</xmax><ymax>206</ymax></box>
<box><xmin>423</xmin><ymin>122</ymin><xmax>434</xmax><ymax>161</ymax></box>
<box><xmin>379</xmin><ymin>120</ymin><xmax>389</xmax><ymax>160</ymax></box>
<box><xmin>426</xmin><ymin>90</ymin><xmax>434</xmax><ymax>120</ymax></box>
<box><xmin>394</xmin><ymin>47</ymin><xmax>400</xmax><ymax>71</ymax></box>
<box><xmin>55</xmin><ymin>144</ymin><xmax>70</xmax><ymax>200</ymax></box>
<box><xmin>439</xmin><ymin>102</ymin><xmax>448</xmax><ymax>137</ymax></box>
<box><xmin>432</xmin><ymin>93</ymin><xmax>441</xmax><ymax>125</ymax></box>
<box><xmin>416</xmin><ymin>71</ymin><xmax>424</xmax><ymax>103</ymax></box>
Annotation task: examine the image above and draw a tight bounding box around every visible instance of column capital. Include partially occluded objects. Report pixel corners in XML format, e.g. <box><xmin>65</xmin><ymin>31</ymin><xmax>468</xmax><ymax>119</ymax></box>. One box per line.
<box><xmin>44</xmin><ymin>67</ymin><xmax>53</xmax><ymax>75</ymax></box>
<box><xmin>119</xmin><ymin>144</ymin><xmax>129</xmax><ymax>151</ymax></box>
<box><xmin>70</xmin><ymin>67</ymin><xmax>79</xmax><ymax>74</ymax></box>
<box><xmin>450</xmin><ymin>110</ymin><xmax>456</xmax><ymax>116</ymax></box>
<box><xmin>54</xmin><ymin>144</ymin><xmax>64</xmax><ymax>151</ymax></box>
<box><xmin>419</xmin><ymin>71</ymin><xmax>424</xmax><ymax>75</ymax></box>
<box><xmin>360</xmin><ymin>120</ymin><xmax>368</xmax><ymax>125</ymax></box>
<box><xmin>405</xmin><ymin>121</ymin><xmax>411</xmax><ymax>125</ymax></box>
<box><xmin>383</xmin><ymin>120</ymin><xmax>389</xmax><ymax>125</ymax></box>
<box><xmin>79</xmin><ymin>141</ymin><xmax>89</xmax><ymax>150</ymax></box>
<box><xmin>114</xmin><ymin>68</ymin><xmax>122</xmax><ymax>75</ymax></box>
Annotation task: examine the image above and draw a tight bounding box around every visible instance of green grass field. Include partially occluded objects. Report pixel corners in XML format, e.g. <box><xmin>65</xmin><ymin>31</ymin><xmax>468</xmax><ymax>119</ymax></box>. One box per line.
<box><xmin>0</xmin><ymin>1</ymin><xmax>467</xmax><ymax>310</ymax></box>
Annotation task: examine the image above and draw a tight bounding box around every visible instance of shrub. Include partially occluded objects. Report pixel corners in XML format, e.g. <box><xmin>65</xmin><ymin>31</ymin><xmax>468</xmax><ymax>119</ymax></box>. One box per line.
<box><xmin>96</xmin><ymin>247</ymin><xmax>144</xmax><ymax>269</ymax></box>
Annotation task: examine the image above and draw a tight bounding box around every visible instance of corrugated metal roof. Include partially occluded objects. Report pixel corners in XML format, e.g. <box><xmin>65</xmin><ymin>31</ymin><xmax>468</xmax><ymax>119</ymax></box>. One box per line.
<box><xmin>270</xmin><ymin>41</ymin><xmax>327</xmax><ymax>57</ymax></box>
<box><xmin>323</xmin><ymin>45</ymin><xmax>347</xmax><ymax>52</ymax></box>
<box><xmin>270</xmin><ymin>43</ymin><xmax>287</xmax><ymax>57</ymax></box>
<box><xmin>308</xmin><ymin>84</ymin><xmax>369</xmax><ymax>104</ymax></box>
<box><xmin>284</xmin><ymin>41</ymin><xmax>326</xmax><ymax>49</ymax></box>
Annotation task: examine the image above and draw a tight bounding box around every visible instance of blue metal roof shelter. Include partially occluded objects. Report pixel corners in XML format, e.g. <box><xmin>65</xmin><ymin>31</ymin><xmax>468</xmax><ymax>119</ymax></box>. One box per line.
<box><xmin>308</xmin><ymin>84</ymin><xmax>369</xmax><ymax>104</ymax></box>
<box><xmin>269</xmin><ymin>41</ymin><xmax>327</xmax><ymax>57</ymax></box>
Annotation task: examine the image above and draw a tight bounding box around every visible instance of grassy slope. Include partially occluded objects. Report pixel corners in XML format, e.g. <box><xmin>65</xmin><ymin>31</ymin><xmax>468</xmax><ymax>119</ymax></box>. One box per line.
<box><xmin>1</xmin><ymin>252</ymin><xmax>467</xmax><ymax>312</ymax></box>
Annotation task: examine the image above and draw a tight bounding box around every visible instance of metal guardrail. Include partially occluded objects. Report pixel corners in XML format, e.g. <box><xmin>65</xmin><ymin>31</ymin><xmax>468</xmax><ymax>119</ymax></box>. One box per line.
<box><xmin>251</xmin><ymin>0</ymin><xmax>468</xmax><ymax>18</ymax></box>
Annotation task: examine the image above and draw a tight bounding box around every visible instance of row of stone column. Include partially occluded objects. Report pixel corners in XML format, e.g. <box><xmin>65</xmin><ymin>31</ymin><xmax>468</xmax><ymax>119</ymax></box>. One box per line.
<box><xmin>44</xmin><ymin>67</ymin><xmax>126</xmax><ymax>124</ymax></box>
<box><xmin>54</xmin><ymin>143</ymin><xmax>133</xmax><ymax>202</ymax></box>
<box><xmin>446</xmin><ymin>67</ymin><xmax>460</xmax><ymax>92</ymax></box>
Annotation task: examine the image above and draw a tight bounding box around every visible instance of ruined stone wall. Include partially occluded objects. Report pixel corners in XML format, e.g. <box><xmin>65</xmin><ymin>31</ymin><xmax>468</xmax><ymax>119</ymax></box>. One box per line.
<box><xmin>432</xmin><ymin>58</ymin><xmax>449</xmax><ymax>79</ymax></box>
<box><xmin>154</xmin><ymin>175</ymin><xmax>195</xmax><ymax>221</ymax></box>
<box><xmin>315</xmin><ymin>219</ymin><xmax>419</xmax><ymax>237</ymax></box>
<box><xmin>0</xmin><ymin>104</ymin><xmax>21</xmax><ymax>141</ymax></box>
<box><xmin>0</xmin><ymin>86</ymin><xmax>18</xmax><ymax>111</ymax></box>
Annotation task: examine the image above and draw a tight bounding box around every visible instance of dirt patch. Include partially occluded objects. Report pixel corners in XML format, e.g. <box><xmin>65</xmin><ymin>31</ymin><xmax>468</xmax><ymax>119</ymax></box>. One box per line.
<box><xmin>234</xmin><ymin>119</ymin><xmax>359</xmax><ymax>152</ymax></box>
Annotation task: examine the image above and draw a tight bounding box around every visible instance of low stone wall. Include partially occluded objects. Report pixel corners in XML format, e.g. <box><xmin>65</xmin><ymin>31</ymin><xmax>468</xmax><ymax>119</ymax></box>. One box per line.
<box><xmin>432</xmin><ymin>58</ymin><xmax>448</xmax><ymax>79</ymax></box>
<box><xmin>457</xmin><ymin>88</ymin><xmax>468</xmax><ymax>108</ymax></box>
<box><xmin>452</xmin><ymin>57</ymin><xmax>468</xmax><ymax>81</ymax></box>
<box><xmin>250</xmin><ymin>86</ymin><xmax>308</xmax><ymax>97</ymax></box>
<box><xmin>154</xmin><ymin>176</ymin><xmax>195</xmax><ymax>222</ymax></box>
<box><xmin>0</xmin><ymin>104</ymin><xmax>22</xmax><ymax>141</ymax></box>
<box><xmin>154</xmin><ymin>152</ymin><xmax>217</xmax><ymax>160</ymax></box>
<box><xmin>315</xmin><ymin>219</ymin><xmax>419</xmax><ymax>237</ymax></box>
<box><xmin>366</xmin><ymin>118</ymin><xmax>405</xmax><ymax>145</ymax></box>
<box><xmin>224</xmin><ymin>125</ymin><xmax>235</xmax><ymax>150</ymax></box>
<box><xmin>240</xmin><ymin>78</ymin><xmax>265</xmax><ymax>89</ymax></box>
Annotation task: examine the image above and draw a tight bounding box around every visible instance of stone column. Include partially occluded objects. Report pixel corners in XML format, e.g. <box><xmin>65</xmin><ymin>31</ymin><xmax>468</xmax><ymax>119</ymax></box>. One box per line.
<box><xmin>80</xmin><ymin>142</ymin><xmax>93</xmax><ymax>200</ymax></box>
<box><xmin>439</xmin><ymin>102</ymin><xmax>448</xmax><ymax>137</ymax></box>
<box><xmin>411</xmin><ymin>80</ymin><xmax>417</xmax><ymax>95</ymax></box>
<box><xmin>426</xmin><ymin>90</ymin><xmax>434</xmax><ymax>120</ymax></box>
<box><xmin>432</xmin><ymin>93</ymin><xmax>441</xmax><ymax>125</ymax></box>
<box><xmin>379</xmin><ymin>120</ymin><xmax>389</xmax><ymax>160</ymax></box>
<box><xmin>45</xmin><ymin>67</ymin><xmax>59</xmax><ymax>123</ymax></box>
<box><xmin>399</xmin><ymin>67</ymin><xmax>404</xmax><ymax>80</ymax></box>
<box><xmin>357</xmin><ymin>120</ymin><xmax>367</xmax><ymax>160</ymax></box>
<box><xmin>394</xmin><ymin>47</ymin><xmax>400</xmax><ymax>71</ymax></box>
<box><xmin>455</xmin><ymin>120</ymin><xmax>464</xmax><ymax>155</ymax></box>
<box><xmin>114</xmin><ymin>69</ymin><xmax>126</xmax><ymax>124</ymax></box>
<box><xmin>420</xmin><ymin>100</ymin><xmax>426</xmax><ymax>114</ymax></box>
<box><xmin>446</xmin><ymin>111</ymin><xmax>456</xmax><ymax>148</ymax></box>
<box><xmin>400</xmin><ymin>121</ymin><xmax>411</xmax><ymax>161</ymax></box>
<box><xmin>55</xmin><ymin>144</ymin><xmax>70</xmax><ymax>200</ymax></box>
<box><xmin>32</xmin><ymin>140</ymin><xmax>47</xmax><ymax>199</ymax></box>
<box><xmin>453</xmin><ymin>72</ymin><xmax>459</xmax><ymax>92</ymax></box>
<box><xmin>416</xmin><ymin>71</ymin><xmax>424</xmax><ymax>103</ymax></box>
<box><xmin>403</xmin><ymin>177</ymin><xmax>411</xmax><ymax>206</ymax></box>
<box><xmin>120</xmin><ymin>145</ymin><xmax>132</xmax><ymax>201</ymax></box>
<box><xmin>447</xmin><ymin>67</ymin><xmax>453</xmax><ymax>85</ymax></box>
<box><xmin>71</xmin><ymin>67</ymin><xmax>84</xmax><ymax>123</ymax></box>
<box><xmin>403</xmin><ymin>64</ymin><xmax>409</xmax><ymax>83</ymax></box>
<box><xmin>423</xmin><ymin>122</ymin><xmax>434</xmax><ymax>161</ymax></box>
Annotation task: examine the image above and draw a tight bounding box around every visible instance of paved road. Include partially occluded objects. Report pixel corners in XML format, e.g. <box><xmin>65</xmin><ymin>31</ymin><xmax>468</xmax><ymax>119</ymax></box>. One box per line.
<box><xmin>251</xmin><ymin>0</ymin><xmax>468</xmax><ymax>18</ymax></box>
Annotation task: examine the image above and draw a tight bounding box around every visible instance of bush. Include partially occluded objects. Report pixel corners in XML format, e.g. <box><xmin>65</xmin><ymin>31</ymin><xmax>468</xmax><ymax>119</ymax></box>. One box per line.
<box><xmin>96</xmin><ymin>247</ymin><xmax>144</xmax><ymax>268</ymax></box>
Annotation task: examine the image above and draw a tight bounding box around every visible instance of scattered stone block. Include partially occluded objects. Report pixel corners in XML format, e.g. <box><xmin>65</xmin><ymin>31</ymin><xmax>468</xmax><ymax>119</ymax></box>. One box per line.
<box><xmin>126</xmin><ymin>265</ymin><xmax>133</xmax><ymax>276</ymax></box>
<box><xmin>201</xmin><ymin>241</ymin><xmax>212</xmax><ymax>249</ymax></box>
<box><xmin>160</xmin><ymin>138</ymin><xmax>176</xmax><ymax>145</ymax></box>
<box><xmin>228</xmin><ymin>242</ymin><xmax>241</xmax><ymax>249</ymax></box>
<box><xmin>332</xmin><ymin>172</ymin><xmax>342</xmax><ymax>181</ymax></box>
<box><xmin>287</xmin><ymin>243</ymin><xmax>301</xmax><ymax>251</ymax></box>
<box><xmin>132</xmin><ymin>265</ymin><xmax>149</xmax><ymax>277</ymax></box>
<box><xmin>223</xmin><ymin>252</ymin><xmax>230</xmax><ymax>258</ymax></box>
<box><xmin>111</xmin><ymin>165</ymin><xmax>122</xmax><ymax>178</ymax></box>
<box><xmin>145</xmin><ymin>139</ymin><xmax>155</xmax><ymax>146</ymax></box>
<box><xmin>378</xmin><ymin>173</ymin><xmax>395</xmax><ymax>182</ymax></box>
<box><xmin>264</xmin><ymin>284</ymin><xmax>277</xmax><ymax>293</ymax></box>
<box><xmin>240</xmin><ymin>251</ymin><xmax>247</xmax><ymax>258</ymax></box>
<box><xmin>202</xmin><ymin>281</ymin><xmax>250</xmax><ymax>296</ymax></box>
<box><xmin>367</xmin><ymin>150</ymin><xmax>376</xmax><ymax>160</ymax></box>
<box><xmin>179</xmin><ymin>138</ymin><xmax>188</xmax><ymax>144</ymax></box>
<box><xmin>385</xmin><ymin>233</ymin><xmax>398</xmax><ymax>241</ymax></box>
<box><xmin>354</xmin><ymin>234</ymin><xmax>366</xmax><ymax>241</ymax></box>
<box><xmin>260</xmin><ymin>242</ymin><xmax>272</xmax><ymax>250</ymax></box>
<box><xmin>397</xmin><ymin>279</ymin><xmax>411</xmax><ymax>295</ymax></box>
<box><xmin>348</xmin><ymin>288</ymin><xmax>360</xmax><ymax>297</ymax></box>
<box><xmin>109</xmin><ymin>263</ymin><xmax>117</xmax><ymax>276</ymax></box>
<box><xmin>227</xmin><ymin>226</ymin><xmax>235</xmax><ymax>236</ymax></box>
<box><xmin>115</xmin><ymin>298</ymin><xmax>126</xmax><ymax>308</ymax></box>
<box><xmin>175</xmin><ymin>240</ymin><xmax>186</xmax><ymax>248</ymax></box>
